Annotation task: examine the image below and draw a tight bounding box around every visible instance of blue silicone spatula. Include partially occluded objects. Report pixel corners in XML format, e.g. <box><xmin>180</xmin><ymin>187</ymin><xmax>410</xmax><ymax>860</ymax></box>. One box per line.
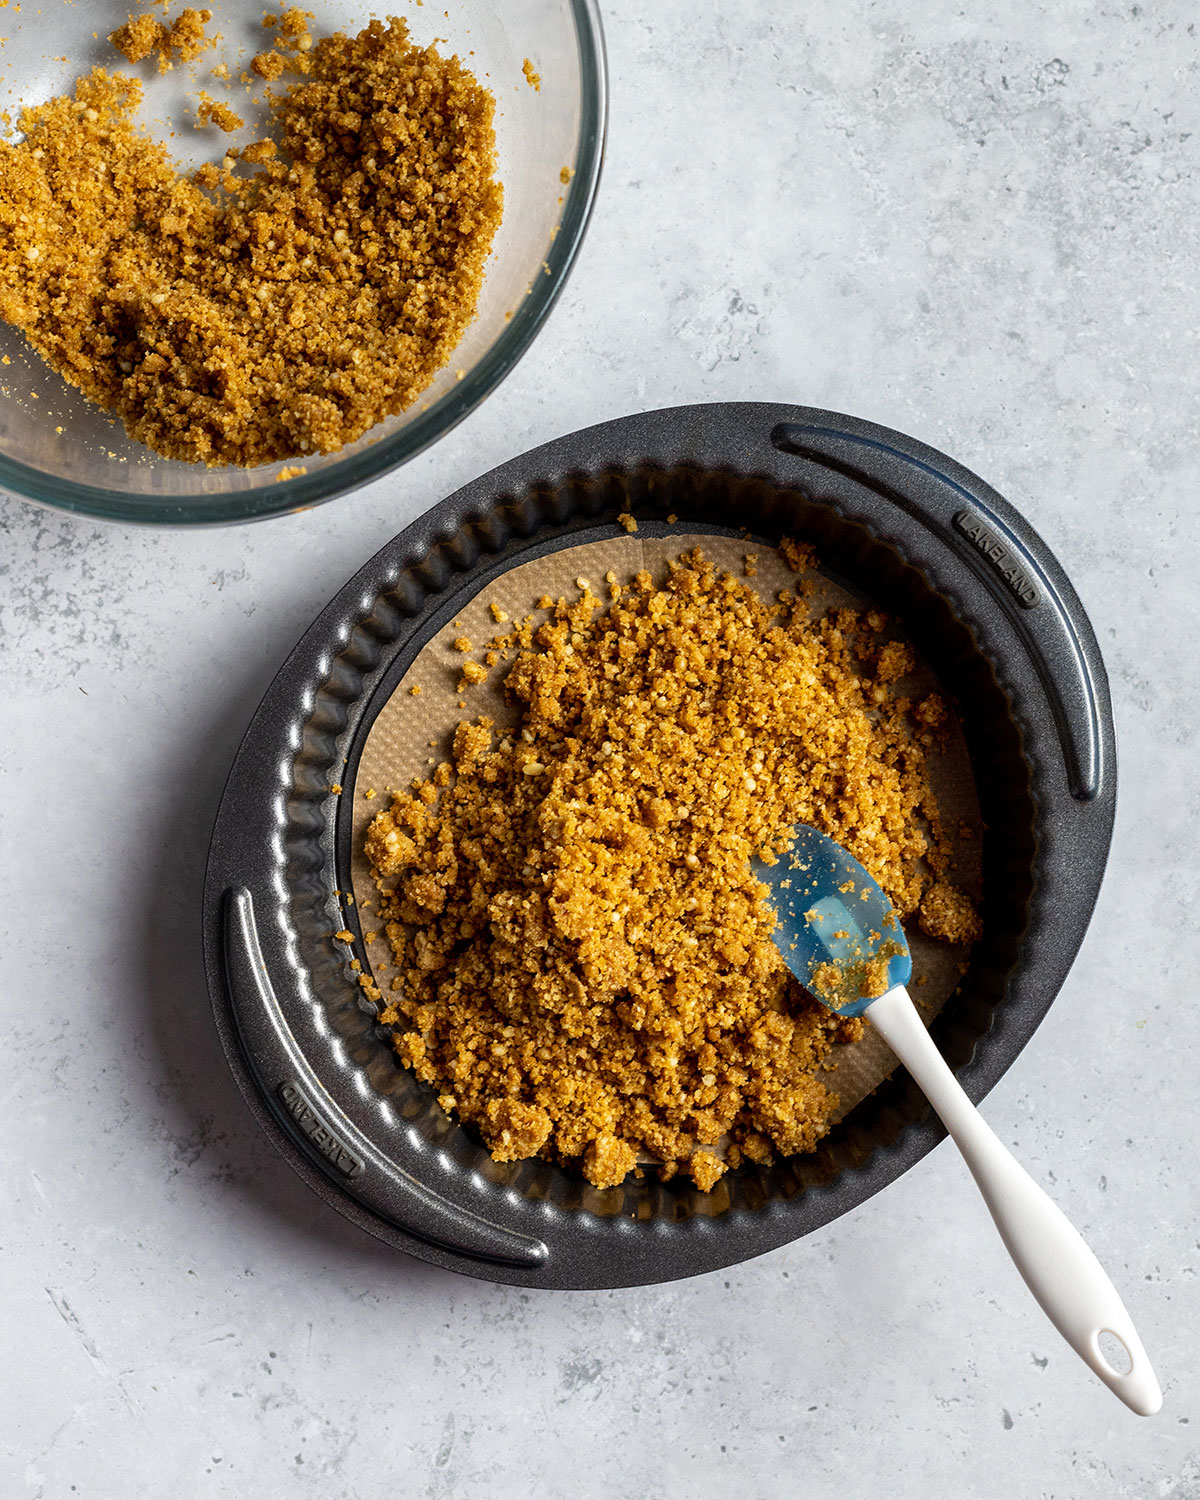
<box><xmin>755</xmin><ymin>823</ymin><xmax>1162</xmax><ymax>1415</ymax></box>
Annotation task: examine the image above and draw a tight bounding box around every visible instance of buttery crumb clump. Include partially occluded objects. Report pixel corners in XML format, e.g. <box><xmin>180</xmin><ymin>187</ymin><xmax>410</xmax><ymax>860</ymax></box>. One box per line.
<box><xmin>109</xmin><ymin>14</ymin><xmax>167</xmax><ymax>64</ymax></box>
<box><xmin>365</xmin><ymin>546</ymin><xmax>978</xmax><ymax>1191</ymax></box>
<box><xmin>110</xmin><ymin>8</ymin><xmax>215</xmax><ymax>71</ymax></box>
<box><xmin>0</xmin><ymin>15</ymin><xmax>502</xmax><ymax>466</ymax></box>
<box><xmin>195</xmin><ymin>93</ymin><xmax>243</xmax><ymax>132</ymax></box>
<box><xmin>250</xmin><ymin>47</ymin><xmax>286</xmax><ymax>80</ymax></box>
<box><xmin>918</xmin><ymin>880</ymin><xmax>982</xmax><ymax>944</ymax></box>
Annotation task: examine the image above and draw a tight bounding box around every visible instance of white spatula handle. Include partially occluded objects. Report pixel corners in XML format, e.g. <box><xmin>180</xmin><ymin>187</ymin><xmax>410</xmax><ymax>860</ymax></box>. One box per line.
<box><xmin>866</xmin><ymin>986</ymin><xmax>1162</xmax><ymax>1416</ymax></box>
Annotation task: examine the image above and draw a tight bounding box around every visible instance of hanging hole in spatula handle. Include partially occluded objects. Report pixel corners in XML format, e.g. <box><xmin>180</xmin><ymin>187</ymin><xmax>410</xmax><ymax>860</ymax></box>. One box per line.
<box><xmin>1097</xmin><ymin>1328</ymin><xmax>1134</xmax><ymax>1377</ymax></box>
<box><xmin>1085</xmin><ymin>1323</ymin><xmax>1163</xmax><ymax>1417</ymax></box>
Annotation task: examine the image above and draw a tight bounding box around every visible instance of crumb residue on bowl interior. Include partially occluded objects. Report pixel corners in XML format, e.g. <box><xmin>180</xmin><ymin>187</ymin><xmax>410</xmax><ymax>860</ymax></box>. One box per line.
<box><xmin>0</xmin><ymin>10</ymin><xmax>503</xmax><ymax>466</ymax></box>
<box><xmin>363</xmin><ymin>541</ymin><xmax>980</xmax><ymax>1193</ymax></box>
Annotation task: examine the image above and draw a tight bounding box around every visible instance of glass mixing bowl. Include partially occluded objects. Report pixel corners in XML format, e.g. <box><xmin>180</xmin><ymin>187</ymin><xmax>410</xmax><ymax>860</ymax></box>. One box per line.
<box><xmin>0</xmin><ymin>0</ymin><xmax>605</xmax><ymax>524</ymax></box>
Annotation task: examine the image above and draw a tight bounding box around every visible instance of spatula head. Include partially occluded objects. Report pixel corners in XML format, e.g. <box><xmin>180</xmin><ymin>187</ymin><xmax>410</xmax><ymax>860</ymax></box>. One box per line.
<box><xmin>753</xmin><ymin>824</ymin><xmax>912</xmax><ymax>1017</ymax></box>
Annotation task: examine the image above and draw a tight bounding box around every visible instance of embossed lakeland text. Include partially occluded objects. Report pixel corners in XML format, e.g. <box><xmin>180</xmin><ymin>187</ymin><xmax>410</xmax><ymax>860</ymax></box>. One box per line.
<box><xmin>952</xmin><ymin>509</ymin><xmax>1040</xmax><ymax>609</ymax></box>
<box><xmin>277</xmin><ymin>1081</ymin><xmax>365</xmax><ymax>1178</ymax></box>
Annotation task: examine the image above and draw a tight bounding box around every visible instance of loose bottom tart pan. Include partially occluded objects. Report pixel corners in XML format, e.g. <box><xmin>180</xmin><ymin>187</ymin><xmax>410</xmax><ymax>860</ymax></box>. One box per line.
<box><xmin>202</xmin><ymin>402</ymin><xmax>1115</xmax><ymax>1289</ymax></box>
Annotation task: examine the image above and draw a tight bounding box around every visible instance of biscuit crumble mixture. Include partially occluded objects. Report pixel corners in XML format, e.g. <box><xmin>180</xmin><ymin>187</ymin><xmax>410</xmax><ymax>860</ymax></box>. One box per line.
<box><xmin>109</xmin><ymin>7</ymin><xmax>216</xmax><ymax>72</ymax></box>
<box><xmin>195</xmin><ymin>92</ymin><xmax>243</xmax><ymax>133</ymax></box>
<box><xmin>0</xmin><ymin>11</ymin><xmax>502</xmax><ymax>465</ymax></box>
<box><xmin>365</xmin><ymin>545</ymin><xmax>980</xmax><ymax>1192</ymax></box>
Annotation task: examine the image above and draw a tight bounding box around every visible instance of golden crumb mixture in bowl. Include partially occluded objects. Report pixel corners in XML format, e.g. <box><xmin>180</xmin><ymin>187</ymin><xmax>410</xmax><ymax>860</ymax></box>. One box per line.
<box><xmin>0</xmin><ymin>0</ymin><xmax>605</xmax><ymax>522</ymax></box>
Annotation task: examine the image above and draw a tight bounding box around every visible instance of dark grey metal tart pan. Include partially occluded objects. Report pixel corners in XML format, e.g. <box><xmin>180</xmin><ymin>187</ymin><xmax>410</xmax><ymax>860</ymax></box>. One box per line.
<box><xmin>202</xmin><ymin>401</ymin><xmax>1116</xmax><ymax>1289</ymax></box>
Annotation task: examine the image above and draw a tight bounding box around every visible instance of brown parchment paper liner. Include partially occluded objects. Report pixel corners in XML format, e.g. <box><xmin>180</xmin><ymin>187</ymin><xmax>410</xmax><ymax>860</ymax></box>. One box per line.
<box><xmin>348</xmin><ymin>534</ymin><xmax>982</xmax><ymax>1163</ymax></box>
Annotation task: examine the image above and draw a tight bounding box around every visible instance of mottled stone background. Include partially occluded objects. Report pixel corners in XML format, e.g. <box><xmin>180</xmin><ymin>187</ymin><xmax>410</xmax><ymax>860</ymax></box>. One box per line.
<box><xmin>3</xmin><ymin>1</ymin><xmax>1197</xmax><ymax>1495</ymax></box>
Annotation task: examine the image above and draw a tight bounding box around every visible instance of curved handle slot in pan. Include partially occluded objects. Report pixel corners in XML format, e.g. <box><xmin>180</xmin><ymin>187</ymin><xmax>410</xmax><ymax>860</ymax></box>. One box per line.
<box><xmin>770</xmin><ymin>420</ymin><xmax>1104</xmax><ymax>803</ymax></box>
<box><xmin>222</xmin><ymin>887</ymin><xmax>549</xmax><ymax>1271</ymax></box>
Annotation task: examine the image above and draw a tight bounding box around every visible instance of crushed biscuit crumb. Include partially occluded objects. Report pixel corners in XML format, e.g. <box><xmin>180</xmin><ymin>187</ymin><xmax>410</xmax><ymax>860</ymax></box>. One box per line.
<box><xmin>250</xmin><ymin>47</ymin><xmax>285</xmax><ymax>80</ymax></box>
<box><xmin>365</xmin><ymin>542</ymin><xmax>979</xmax><ymax>1192</ymax></box>
<box><xmin>918</xmin><ymin>881</ymin><xmax>982</xmax><ymax>944</ymax></box>
<box><xmin>876</xmin><ymin>640</ymin><xmax>916</xmax><ymax>683</ymax></box>
<box><xmin>110</xmin><ymin>7</ymin><xmax>215</xmax><ymax>72</ymax></box>
<box><xmin>0</xmin><ymin>17</ymin><xmax>502</xmax><ymax>467</ymax></box>
<box><xmin>109</xmin><ymin>14</ymin><xmax>166</xmax><ymax>65</ymax></box>
<box><xmin>195</xmin><ymin>92</ymin><xmax>243</xmax><ymax>132</ymax></box>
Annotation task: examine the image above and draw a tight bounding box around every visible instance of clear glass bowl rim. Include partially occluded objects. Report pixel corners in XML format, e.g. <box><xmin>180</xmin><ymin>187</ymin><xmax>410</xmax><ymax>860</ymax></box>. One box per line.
<box><xmin>1</xmin><ymin>0</ymin><xmax>607</xmax><ymax>527</ymax></box>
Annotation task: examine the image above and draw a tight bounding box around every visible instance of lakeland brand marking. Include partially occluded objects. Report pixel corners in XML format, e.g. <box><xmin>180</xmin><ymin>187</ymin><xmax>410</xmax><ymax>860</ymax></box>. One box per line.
<box><xmin>278</xmin><ymin>1081</ymin><xmax>365</xmax><ymax>1178</ymax></box>
<box><xmin>953</xmin><ymin>509</ymin><xmax>1041</xmax><ymax>609</ymax></box>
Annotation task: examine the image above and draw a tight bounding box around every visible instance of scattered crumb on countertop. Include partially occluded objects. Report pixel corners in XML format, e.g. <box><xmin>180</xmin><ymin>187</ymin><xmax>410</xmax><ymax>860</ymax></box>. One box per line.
<box><xmin>110</xmin><ymin>7</ymin><xmax>215</xmax><ymax>71</ymax></box>
<box><xmin>195</xmin><ymin>92</ymin><xmax>243</xmax><ymax>132</ymax></box>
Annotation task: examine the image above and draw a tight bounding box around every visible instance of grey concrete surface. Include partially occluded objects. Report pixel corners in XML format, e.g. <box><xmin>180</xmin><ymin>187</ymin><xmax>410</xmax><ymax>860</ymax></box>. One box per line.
<box><xmin>3</xmin><ymin>1</ymin><xmax>1197</xmax><ymax>1495</ymax></box>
